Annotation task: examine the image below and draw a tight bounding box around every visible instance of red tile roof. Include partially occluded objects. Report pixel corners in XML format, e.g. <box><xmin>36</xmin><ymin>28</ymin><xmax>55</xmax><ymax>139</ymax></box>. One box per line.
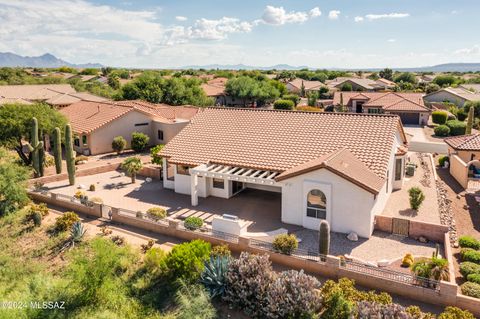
<box><xmin>275</xmin><ymin>148</ymin><xmax>385</xmax><ymax>194</ymax></box>
<box><xmin>445</xmin><ymin>134</ymin><xmax>480</xmax><ymax>151</ymax></box>
<box><xmin>333</xmin><ymin>92</ymin><xmax>429</xmax><ymax>112</ymax></box>
<box><xmin>160</xmin><ymin>108</ymin><xmax>407</xmax><ymax>187</ymax></box>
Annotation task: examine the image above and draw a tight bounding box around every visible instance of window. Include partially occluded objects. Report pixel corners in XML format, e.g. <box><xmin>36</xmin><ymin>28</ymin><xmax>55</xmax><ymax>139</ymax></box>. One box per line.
<box><xmin>74</xmin><ymin>138</ymin><xmax>80</xmax><ymax>147</ymax></box>
<box><xmin>134</xmin><ymin>122</ymin><xmax>149</xmax><ymax>127</ymax></box>
<box><xmin>82</xmin><ymin>135</ymin><xmax>88</xmax><ymax>145</ymax></box>
<box><xmin>395</xmin><ymin>158</ymin><xmax>402</xmax><ymax>181</ymax></box>
<box><xmin>368</xmin><ymin>108</ymin><xmax>383</xmax><ymax>114</ymax></box>
<box><xmin>176</xmin><ymin>165</ymin><xmax>190</xmax><ymax>175</ymax></box>
<box><xmin>212</xmin><ymin>178</ymin><xmax>224</xmax><ymax>189</ymax></box>
<box><xmin>166</xmin><ymin>160</ymin><xmax>174</xmax><ymax>181</ymax></box>
<box><xmin>306</xmin><ymin>189</ymin><xmax>326</xmax><ymax>219</ymax></box>
<box><xmin>157</xmin><ymin>130</ymin><xmax>164</xmax><ymax>141</ymax></box>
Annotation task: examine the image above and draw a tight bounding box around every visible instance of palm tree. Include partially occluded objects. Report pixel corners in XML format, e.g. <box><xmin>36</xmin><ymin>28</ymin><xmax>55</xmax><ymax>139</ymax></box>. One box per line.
<box><xmin>121</xmin><ymin>157</ymin><xmax>143</xmax><ymax>183</ymax></box>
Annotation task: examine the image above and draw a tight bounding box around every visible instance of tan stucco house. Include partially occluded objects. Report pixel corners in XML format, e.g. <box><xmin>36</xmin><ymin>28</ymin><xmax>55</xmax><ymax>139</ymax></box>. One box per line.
<box><xmin>445</xmin><ymin>134</ymin><xmax>480</xmax><ymax>189</ymax></box>
<box><xmin>332</xmin><ymin>91</ymin><xmax>430</xmax><ymax>125</ymax></box>
<box><xmin>60</xmin><ymin>100</ymin><xmax>200</xmax><ymax>155</ymax></box>
<box><xmin>160</xmin><ymin>108</ymin><xmax>408</xmax><ymax>238</ymax></box>
<box><xmin>424</xmin><ymin>87</ymin><xmax>480</xmax><ymax>108</ymax></box>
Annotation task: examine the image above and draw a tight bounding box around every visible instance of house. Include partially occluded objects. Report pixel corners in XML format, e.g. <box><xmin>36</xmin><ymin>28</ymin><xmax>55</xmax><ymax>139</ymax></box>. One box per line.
<box><xmin>460</xmin><ymin>84</ymin><xmax>480</xmax><ymax>93</ymax></box>
<box><xmin>416</xmin><ymin>74</ymin><xmax>435</xmax><ymax>84</ymax></box>
<box><xmin>45</xmin><ymin>92</ymin><xmax>110</xmax><ymax>108</ymax></box>
<box><xmin>332</xmin><ymin>92</ymin><xmax>430</xmax><ymax>125</ymax></box>
<box><xmin>423</xmin><ymin>87</ymin><xmax>480</xmax><ymax>108</ymax></box>
<box><xmin>328</xmin><ymin>77</ymin><xmax>395</xmax><ymax>92</ymax></box>
<box><xmin>159</xmin><ymin>108</ymin><xmax>408</xmax><ymax>238</ymax></box>
<box><xmin>60</xmin><ymin>100</ymin><xmax>200</xmax><ymax>155</ymax></box>
<box><xmin>201</xmin><ymin>77</ymin><xmax>255</xmax><ymax>106</ymax></box>
<box><xmin>445</xmin><ymin>134</ymin><xmax>480</xmax><ymax>189</ymax></box>
<box><xmin>286</xmin><ymin>79</ymin><xmax>325</xmax><ymax>95</ymax></box>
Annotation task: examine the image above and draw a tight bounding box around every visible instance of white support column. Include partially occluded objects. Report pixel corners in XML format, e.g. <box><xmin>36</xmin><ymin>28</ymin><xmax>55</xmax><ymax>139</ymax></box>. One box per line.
<box><xmin>191</xmin><ymin>173</ymin><xmax>199</xmax><ymax>206</ymax></box>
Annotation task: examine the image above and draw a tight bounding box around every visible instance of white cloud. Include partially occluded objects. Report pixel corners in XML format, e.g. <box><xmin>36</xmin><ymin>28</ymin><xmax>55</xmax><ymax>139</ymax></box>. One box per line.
<box><xmin>354</xmin><ymin>16</ymin><xmax>364</xmax><ymax>22</ymax></box>
<box><xmin>387</xmin><ymin>39</ymin><xmax>396</xmax><ymax>43</ymax></box>
<box><xmin>365</xmin><ymin>13</ymin><xmax>410</xmax><ymax>20</ymax></box>
<box><xmin>328</xmin><ymin>10</ymin><xmax>341</xmax><ymax>20</ymax></box>
<box><xmin>260</xmin><ymin>5</ymin><xmax>320</xmax><ymax>25</ymax></box>
<box><xmin>454</xmin><ymin>45</ymin><xmax>480</xmax><ymax>55</ymax></box>
<box><xmin>187</xmin><ymin>17</ymin><xmax>253</xmax><ymax>40</ymax></box>
<box><xmin>175</xmin><ymin>16</ymin><xmax>187</xmax><ymax>21</ymax></box>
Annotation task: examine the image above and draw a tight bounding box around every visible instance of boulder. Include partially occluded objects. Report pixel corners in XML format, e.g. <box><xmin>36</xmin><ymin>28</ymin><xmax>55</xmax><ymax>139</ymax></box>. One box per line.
<box><xmin>347</xmin><ymin>232</ymin><xmax>358</xmax><ymax>241</ymax></box>
<box><xmin>145</xmin><ymin>177</ymin><xmax>152</xmax><ymax>183</ymax></box>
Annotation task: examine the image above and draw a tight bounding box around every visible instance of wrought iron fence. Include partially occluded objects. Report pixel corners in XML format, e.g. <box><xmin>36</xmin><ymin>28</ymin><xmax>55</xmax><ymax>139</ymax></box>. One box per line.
<box><xmin>340</xmin><ymin>259</ymin><xmax>440</xmax><ymax>290</ymax></box>
<box><xmin>249</xmin><ymin>237</ymin><xmax>325</xmax><ymax>262</ymax></box>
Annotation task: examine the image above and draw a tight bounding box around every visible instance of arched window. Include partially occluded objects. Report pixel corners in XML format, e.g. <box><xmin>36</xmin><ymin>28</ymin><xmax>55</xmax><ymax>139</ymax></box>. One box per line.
<box><xmin>307</xmin><ymin>189</ymin><xmax>326</xmax><ymax>219</ymax></box>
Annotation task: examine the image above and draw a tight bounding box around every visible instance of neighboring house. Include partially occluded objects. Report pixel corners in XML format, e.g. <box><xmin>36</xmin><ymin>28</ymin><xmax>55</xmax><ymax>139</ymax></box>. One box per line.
<box><xmin>160</xmin><ymin>108</ymin><xmax>408</xmax><ymax>238</ymax></box>
<box><xmin>333</xmin><ymin>92</ymin><xmax>430</xmax><ymax>125</ymax></box>
<box><xmin>416</xmin><ymin>74</ymin><xmax>435</xmax><ymax>84</ymax></box>
<box><xmin>0</xmin><ymin>84</ymin><xmax>109</xmax><ymax>107</ymax></box>
<box><xmin>329</xmin><ymin>77</ymin><xmax>395</xmax><ymax>92</ymax></box>
<box><xmin>60</xmin><ymin>100</ymin><xmax>200</xmax><ymax>155</ymax></box>
<box><xmin>423</xmin><ymin>87</ymin><xmax>480</xmax><ymax>108</ymax></box>
<box><xmin>286</xmin><ymin>78</ymin><xmax>325</xmax><ymax>95</ymax></box>
<box><xmin>460</xmin><ymin>84</ymin><xmax>480</xmax><ymax>93</ymax></box>
<box><xmin>445</xmin><ymin>134</ymin><xmax>480</xmax><ymax>189</ymax></box>
<box><xmin>201</xmin><ymin>77</ymin><xmax>255</xmax><ymax>106</ymax></box>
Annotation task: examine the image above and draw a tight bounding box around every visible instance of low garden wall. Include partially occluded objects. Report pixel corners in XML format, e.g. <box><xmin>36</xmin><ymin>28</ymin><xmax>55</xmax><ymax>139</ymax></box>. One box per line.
<box><xmin>450</xmin><ymin>154</ymin><xmax>468</xmax><ymax>189</ymax></box>
<box><xmin>30</xmin><ymin>190</ymin><xmax>480</xmax><ymax>317</ymax></box>
<box><xmin>29</xmin><ymin>191</ymin><xmax>102</xmax><ymax>218</ymax></box>
<box><xmin>374</xmin><ymin>215</ymin><xmax>449</xmax><ymax>243</ymax></box>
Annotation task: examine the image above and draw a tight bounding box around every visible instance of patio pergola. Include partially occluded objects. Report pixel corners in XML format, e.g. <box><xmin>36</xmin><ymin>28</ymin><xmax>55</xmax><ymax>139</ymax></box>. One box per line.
<box><xmin>190</xmin><ymin>163</ymin><xmax>281</xmax><ymax>205</ymax></box>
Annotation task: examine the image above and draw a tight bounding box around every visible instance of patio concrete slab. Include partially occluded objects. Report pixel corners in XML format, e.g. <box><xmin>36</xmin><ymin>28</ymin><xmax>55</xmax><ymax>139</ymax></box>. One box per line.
<box><xmin>43</xmin><ymin>170</ymin><xmax>288</xmax><ymax>233</ymax></box>
<box><xmin>382</xmin><ymin>152</ymin><xmax>440</xmax><ymax>224</ymax></box>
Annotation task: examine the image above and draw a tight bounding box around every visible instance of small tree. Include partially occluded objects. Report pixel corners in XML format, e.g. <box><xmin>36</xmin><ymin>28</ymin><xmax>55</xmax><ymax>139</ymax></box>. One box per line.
<box><xmin>131</xmin><ymin>132</ymin><xmax>150</xmax><ymax>153</ymax></box>
<box><xmin>300</xmin><ymin>81</ymin><xmax>306</xmax><ymax>97</ymax></box>
<box><xmin>466</xmin><ymin>106</ymin><xmax>474</xmax><ymax>135</ymax></box>
<box><xmin>408</xmin><ymin>187</ymin><xmax>425</xmax><ymax>211</ymax></box>
<box><xmin>121</xmin><ymin>157</ymin><xmax>143</xmax><ymax>183</ymax></box>
<box><xmin>111</xmin><ymin>136</ymin><xmax>127</xmax><ymax>155</ymax></box>
<box><xmin>340</xmin><ymin>83</ymin><xmax>353</xmax><ymax>92</ymax></box>
<box><xmin>150</xmin><ymin>144</ymin><xmax>164</xmax><ymax>165</ymax></box>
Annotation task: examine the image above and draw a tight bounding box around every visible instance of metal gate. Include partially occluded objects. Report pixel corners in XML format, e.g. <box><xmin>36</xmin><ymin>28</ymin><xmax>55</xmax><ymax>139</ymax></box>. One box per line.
<box><xmin>392</xmin><ymin>218</ymin><xmax>409</xmax><ymax>236</ymax></box>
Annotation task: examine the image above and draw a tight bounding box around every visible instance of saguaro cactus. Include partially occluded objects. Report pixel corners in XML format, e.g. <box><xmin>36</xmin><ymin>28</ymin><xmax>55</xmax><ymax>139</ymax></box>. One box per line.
<box><xmin>53</xmin><ymin>127</ymin><xmax>62</xmax><ymax>174</ymax></box>
<box><xmin>466</xmin><ymin>106</ymin><xmax>474</xmax><ymax>135</ymax></box>
<box><xmin>65</xmin><ymin>124</ymin><xmax>76</xmax><ymax>185</ymax></box>
<box><xmin>28</xmin><ymin>117</ymin><xmax>44</xmax><ymax>177</ymax></box>
<box><xmin>319</xmin><ymin>220</ymin><xmax>330</xmax><ymax>256</ymax></box>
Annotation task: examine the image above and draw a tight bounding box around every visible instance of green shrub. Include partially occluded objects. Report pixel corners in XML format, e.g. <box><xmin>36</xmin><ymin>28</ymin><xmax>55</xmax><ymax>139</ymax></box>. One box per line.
<box><xmin>184</xmin><ymin>216</ymin><xmax>204</xmax><ymax>230</ymax></box>
<box><xmin>165</xmin><ymin>239</ymin><xmax>211</xmax><ymax>282</ymax></box>
<box><xmin>29</xmin><ymin>203</ymin><xmax>49</xmax><ymax>217</ymax></box>
<box><xmin>446</xmin><ymin>120</ymin><xmax>467</xmax><ymax>136</ymax></box>
<box><xmin>131</xmin><ymin>132</ymin><xmax>150</xmax><ymax>152</ymax></box>
<box><xmin>460</xmin><ymin>262</ymin><xmax>480</xmax><ymax>278</ymax></box>
<box><xmin>320</xmin><ymin>278</ymin><xmax>392</xmax><ymax>305</ymax></box>
<box><xmin>467</xmin><ymin>273</ymin><xmax>480</xmax><ymax>284</ymax></box>
<box><xmin>273</xmin><ymin>99</ymin><xmax>295</xmax><ymax>110</ymax></box>
<box><xmin>432</xmin><ymin>110</ymin><xmax>448</xmax><ymax>125</ymax></box>
<box><xmin>272</xmin><ymin>234</ymin><xmax>298</xmax><ymax>255</ymax></box>
<box><xmin>175</xmin><ymin>282</ymin><xmax>217</xmax><ymax>319</ymax></box>
<box><xmin>89</xmin><ymin>184</ymin><xmax>95</xmax><ymax>191</ymax></box>
<box><xmin>321</xmin><ymin>290</ymin><xmax>353</xmax><ymax>319</ymax></box>
<box><xmin>401</xmin><ymin>253</ymin><xmax>414</xmax><ymax>267</ymax></box>
<box><xmin>464</xmin><ymin>101</ymin><xmax>480</xmax><ymax>117</ymax></box>
<box><xmin>408</xmin><ymin>187</ymin><xmax>425</xmax><ymax>210</ymax></box>
<box><xmin>438</xmin><ymin>306</ymin><xmax>476</xmax><ymax>319</ymax></box>
<box><xmin>434</xmin><ymin>125</ymin><xmax>450</xmax><ymax>137</ymax></box>
<box><xmin>150</xmin><ymin>144</ymin><xmax>164</xmax><ymax>165</ymax></box>
<box><xmin>459</xmin><ymin>235</ymin><xmax>480</xmax><ymax>250</ymax></box>
<box><xmin>282</xmin><ymin>94</ymin><xmax>300</xmax><ymax>106</ymax></box>
<box><xmin>211</xmin><ymin>244</ymin><xmax>231</xmax><ymax>258</ymax></box>
<box><xmin>457</xmin><ymin>108</ymin><xmax>468</xmax><ymax>121</ymax></box>
<box><xmin>32</xmin><ymin>211</ymin><xmax>42</xmax><ymax>227</ymax></box>
<box><xmin>438</xmin><ymin>155</ymin><xmax>449</xmax><ymax>167</ymax></box>
<box><xmin>55</xmin><ymin>211</ymin><xmax>80</xmax><ymax>231</ymax></box>
<box><xmin>461</xmin><ymin>281</ymin><xmax>480</xmax><ymax>299</ymax></box>
<box><xmin>144</xmin><ymin>247</ymin><xmax>167</xmax><ymax>273</ymax></box>
<box><xmin>462</xmin><ymin>249</ymin><xmax>480</xmax><ymax>264</ymax></box>
<box><xmin>340</xmin><ymin>82</ymin><xmax>353</xmax><ymax>91</ymax></box>
<box><xmin>111</xmin><ymin>136</ymin><xmax>127</xmax><ymax>154</ymax></box>
<box><xmin>146</xmin><ymin>207</ymin><xmax>167</xmax><ymax>221</ymax></box>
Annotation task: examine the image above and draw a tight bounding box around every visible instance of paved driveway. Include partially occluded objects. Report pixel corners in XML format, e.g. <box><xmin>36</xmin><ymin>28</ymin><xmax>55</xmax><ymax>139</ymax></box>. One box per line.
<box><xmin>404</xmin><ymin>126</ymin><xmax>448</xmax><ymax>154</ymax></box>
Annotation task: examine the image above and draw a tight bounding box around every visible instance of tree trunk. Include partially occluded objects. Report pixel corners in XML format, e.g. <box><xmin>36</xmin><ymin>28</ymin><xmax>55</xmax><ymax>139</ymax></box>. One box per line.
<box><xmin>131</xmin><ymin>173</ymin><xmax>136</xmax><ymax>184</ymax></box>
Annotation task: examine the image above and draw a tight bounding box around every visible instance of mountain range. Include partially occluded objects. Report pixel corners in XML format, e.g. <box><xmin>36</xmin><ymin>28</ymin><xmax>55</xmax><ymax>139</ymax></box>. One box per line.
<box><xmin>1</xmin><ymin>52</ymin><xmax>480</xmax><ymax>72</ymax></box>
<box><xmin>0</xmin><ymin>52</ymin><xmax>102</xmax><ymax>68</ymax></box>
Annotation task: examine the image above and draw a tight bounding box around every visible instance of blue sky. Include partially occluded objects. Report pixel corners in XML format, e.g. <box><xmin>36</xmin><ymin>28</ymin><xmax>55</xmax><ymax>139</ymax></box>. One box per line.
<box><xmin>0</xmin><ymin>0</ymin><xmax>479</xmax><ymax>68</ymax></box>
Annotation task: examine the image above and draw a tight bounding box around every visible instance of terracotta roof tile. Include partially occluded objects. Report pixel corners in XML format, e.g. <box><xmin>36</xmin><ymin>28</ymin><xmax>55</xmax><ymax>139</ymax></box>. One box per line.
<box><xmin>445</xmin><ymin>134</ymin><xmax>480</xmax><ymax>151</ymax></box>
<box><xmin>160</xmin><ymin>108</ymin><xmax>406</xmax><ymax>181</ymax></box>
<box><xmin>288</xmin><ymin>78</ymin><xmax>325</xmax><ymax>90</ymax></box>
<box><xmin>334</xmin><ymin>92</ymin><xmax>429</xmax><ymax>112</ymax></box>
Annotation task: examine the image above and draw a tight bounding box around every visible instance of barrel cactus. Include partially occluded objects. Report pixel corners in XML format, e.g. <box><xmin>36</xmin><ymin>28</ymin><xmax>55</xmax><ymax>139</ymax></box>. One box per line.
<box><xmin>319</xmin><ymin>220</ymin><xmax>330</xmax><ymax>256</ymax></box>
<box><xmin>52</xmin><ymin>127</ymin><xmax>62</xmax><ymax>174</ymax></box>
<box><xmin>32</xmin><ymin>211</ymin><xmax>42</xmax><ymax>227</ymax></box>
<box><xmin>65</xmin><ymin>124</ymin><xmax>76</xmax><ymax>185</ymax></box>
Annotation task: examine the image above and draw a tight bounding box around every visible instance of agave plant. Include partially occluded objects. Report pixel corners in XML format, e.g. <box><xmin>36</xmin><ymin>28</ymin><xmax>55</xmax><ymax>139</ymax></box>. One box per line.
<box><xmin>200</xmin><ymin>256</ymin><xmax>230</xmax><ymax>298</ymax></box>
<box><xmin>70</xmin><ymin>221</ymin><xmax>86</xmax><ymax>247</ymax></box>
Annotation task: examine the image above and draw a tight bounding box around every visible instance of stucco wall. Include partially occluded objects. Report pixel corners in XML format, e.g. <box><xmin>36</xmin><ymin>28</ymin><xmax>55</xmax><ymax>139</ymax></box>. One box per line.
<box><xmin>424</xmin><ymin>91</ymin><xmax>467</xmax><ymax>107</ymax></box>
<box><xmin>280</xmin><ymin>169</ymin><xmax>377</xmax><ymax>238</ymax></box>
<box><xmin>88</xmin><ymin>111</ymin><xmax>154</xmax><ymax>155</ymax></box>
<box><xmin>153</xmin><ymin>121</ymin><xmax>189</xmax><ymax>145</ymax></box>
<box><xmin>450</xmin><ymin>154</ymin><xmax>469</xmax><ymax>189</ymax></box>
